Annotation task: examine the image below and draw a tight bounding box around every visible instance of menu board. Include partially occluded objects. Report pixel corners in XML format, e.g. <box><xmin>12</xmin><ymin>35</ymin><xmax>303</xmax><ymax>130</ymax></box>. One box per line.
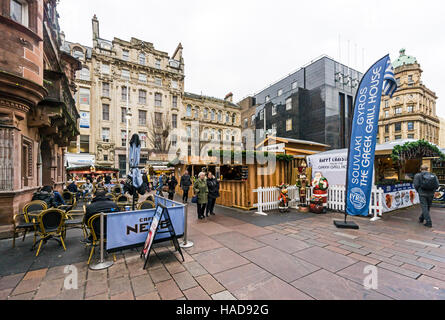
<box><xmin>378</xmin><ymin>183</ymin><xmax>419</xmax><ymax>213</ymax></box>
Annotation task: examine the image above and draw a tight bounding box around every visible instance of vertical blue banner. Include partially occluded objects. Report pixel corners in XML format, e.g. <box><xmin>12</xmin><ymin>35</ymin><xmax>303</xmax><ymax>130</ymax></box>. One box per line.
<box><xmin>346</xmin><ymin>55</ymin><xmax>397</xmax><ymax>216</ymax></box>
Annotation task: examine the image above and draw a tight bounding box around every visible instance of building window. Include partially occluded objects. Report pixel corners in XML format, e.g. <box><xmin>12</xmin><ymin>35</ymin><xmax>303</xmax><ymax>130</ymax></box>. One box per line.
<box><xmin>80</xmin><ymin>135</ymin><xmax>89</xmax><ymax>153</ymax></box>
<box><xmin>139</xmin><ymin>132</ymin><xmax>147</xmax><ymax>148</ymax></box>
<box><xmin>271</xmin><ymin>105</ymin><xmax>277</xmax><ymax>116</ymax></box>
<box><xmin>407</xmin><ymin>121</ymin><xmax>414</xmax><ymax>131</ymax></box>
<box><xmin>122</xmin><ymin>50</ymin><xmax>129</xmax><ymax>61</ymax></box>
<box><xmin>121</xmin><ymin>108</ymin><xmax>126</xmax><ymax>123</ymax></box>
<box><xmin>171</xmin><ymin>80</ymin><xmax>178</xmax><ymax>89</ymax></box>
<box><xmin>384</xmin><ymin>100</ymin><xmax>389</xmax><ymax>108</ymax></box>
<box><xmin>226</xmin><ymin>112</ymin><xmax>230</xmax><ymax>123</ymax></box>
<box><xmin>218</xmin><ymin>111</ymin><xmax>222</xmax><ymax>122</ymax></box>
<box><xmin>78</xmin><ymin>67</ymin><xmax>90</xmax><ymax>81</ymax></box>
<box><xmin>155</xmin><ymin>59</ymin><xmax>161</xmax><ymax>69</ymax></box>
<box><xmin>232</xmin><ymin>113</ymin><xmax>236</xmax><ymax>124</ymax></box>
<box><xmin>172</xmin><ymin>114</ymin><xmax>177</xmax><ymax>128</ymax></box>
<box><xmin>265</xmin><ymin>95</ymin><xmax>270</xmax><ymax>102</ymax></box>
<box><xmin>139</xmin><ymin>53</ymin><xmax>145</xmax><ymax>65</ymax></box>
<box><xmin>121</xmin><ymin>86</ymin><xmax>129</xmax><ymax>101</ymax></box>
<box><xmin>101</xmin><ymin>63</ymin><xmax>110</xmax><ymax>74</ymax></box>
<box><xmin>385</xmin><ymin>124</ymin><xmax>389</xmax><ymax>133</ymax></box>
<box><xmin>204</xmin><ymin>108</ymin><xmax>208</xmax><ymax>119</ymax></box>
<box><xmin>286</xmin><ymin>118</ymin><xmax>292</xmax><ymax>131</ymax></box>
<box><xmin>260</xmin><ymin>110</ymin><xmax>264</xmax><ymax>121</ymax></box>
<box><xmin>102</xmin><ymin>104</ymin><xmax>109</xmax><ymax>121</ymax></box>
<box><xmin>385</xmin><ymin>137</ymin><xmax>389</xmax><ymax>142</ymax></box>
<box><xmin>186</xmin><ymin>105</ymin><xmax>192</xmax><ymax>117</ymax></box>
<box><xmin>211</xmin><ymin>109</ymin><xmax>215</xmax><ymax>121</ymax></box>
<box><xmin>286</xmin><ymin>98</ymin><xmax>292</xmax><ymax>110</ymax></box>
<box><xmin>104</xmin><ymin>155</ymin><xmax>108</xmax><ymax>161</ymax></box>
<box><xmin>154</xmin><ymin>112</ymin><xmax>162</xmax><ymax>127</ymax></box>
<box><xmin>292</xmin><ymin>81</ymin><xmax>298</xmax><ymax>90</ymax></box>
<box><xmin>186</xmin><ymin>126</ymin><xmax>191</xmax><ymax>138</ymax></box>
<box><xmin>396</xmin><ymin>78</ymin><xmax>400</xmax><ymax>87</ymax></box>
<box><xmin>203</xmin><ymin>129</ymin><xmax>208</xmax><ymax>140</ymax></box>
<box><xmin>172</xmin><ymin>95</ymin><xmax>178</xmax><ymax>108</ymax></box>
<box><xmin>271</xmin><ymin>123</ymin><xmax>277</xmax><ymax>135</ymax></box>
<box><xmin>118</xmin><ymin>155</ymin><xmax>126</xmax><ymax>178</ymax></box>
<box><xmin>122</xmin><ymin>69</ymin><xmax>130</xmax><ymax>80</ymax></box>
<box><xmin>384</xmin><ymin>110</ymin><xmax>389</xmax><ymax>118</ymax></box>
<box><xmin>102</xmin><ymin>82</ymin><xmax>110</xmax><ymax>97</ymax></box>
<box><xmin>395</xmin><ymin>122</ymin><xmax>401</xmax><ymax>132</ymax></box>
<box><xmin>138</xmin><ymin>110</ymin><xmax>146</xmax><ymax>126</ymax></box>
<box><xmin>407</xmin><ymin>105</ymin><xmax>414</xmax><ymax>113</ymax></box>
<box><xmin>121</xmin><ymin>130</ymin><xmax>127</xmax><ymax>147</ymax></box>
<box><xmin>395</xmin><ymin>135</ymin><xmax>402</xmax><ymax>140</ymax></box>
<box><xmin>171</xmin><ymin>134</ymin><xmax>177</xmax><ymax>148</ymax></box>
<box><xmin>138</xmin><ymin>73</ymin><xmax>147</xmax><ymax>83</ymax></box>
<box><xmin>244</xmin><ymin>119</ymin><xmax>248</xmax><ymax>128</ymax></box>
<box><xmin>72</xmin><ymin>47</ymin><xmax>84</xmax><ymax>60</ymax></box>
<box><xmin>408</xmin><ymin>134</ymin><xmax>414</xmax><ymax>139</ymax></box>
<box><xmin>408</xmin><ymin>75</ymin><xmax>413</xmax><ymax>85</ymax></box>
<box><xmin>139</xmin><ymin>90</ymin><xmax>147</xmax><ymax>104</ymax></box>
<box><xmin>277</xmin><ymin>89</ymin><xmax>283</xmax><ymax>96</ymax></box>
<box><xmin>395</xmin><ymin>107</ymin><xmax>402</xmax><ymax>115</ymax></box>
<box><xmin>155</xmin><ymin>77</ymin><xmax>162</xmax><ymax>86</ymax></box>
<box><xmin>79</xmin><ymin>88</ymin><xmax>90</xmax><ymax>105</ymax></box>
<box><xmin>102</xmin><ymin>128</ymin><xmax>110</xmax><ymax>142</ymax></box>
<box><xmin>10</xmin><ymin>0</ymin><xmax>28</xmax><ymax>27</ymax></box>
<box><xmin>217</xmin><ymin>129</ymin><xmax>222</xmax><ymax>141</ymax></box>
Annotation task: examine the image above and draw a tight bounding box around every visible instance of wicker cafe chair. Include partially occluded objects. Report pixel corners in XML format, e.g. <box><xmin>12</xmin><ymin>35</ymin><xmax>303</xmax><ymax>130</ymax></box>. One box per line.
<box><xmin>115</xmin><ymin>194</ymin><xmax>130</xmax><ymax>211</ymax></box>
<box><xmin>34</xmin><ymin>208</ymin><xmax>67</xmax><ymax>257</ymax></box>
<box><xmin>63</xmin><ymin>207</ymin><xmax>87</xmax><ymax>240</ymax></box>
<box><xmin>112</xmin><ymin>185</ymin><xmax>122</xmax><ymax>195</ymax></box>
<box><xmin>137</xmin><ymin>200</ymin><xmax>155</xmax><ymax>210</ymax></box>
<box><xmin>62</xmin><ymin>190</ymin><xmax>75</xmax><ymax>206</ymax></box>
<box><xmin>12</xmin><ymin>200</ymin><xmax>47</xmax><ymax>248</ymax></box>
<box><xmin>86</xmin><ymin>213</ymin><xmax>116</xmax><ymax>265</ymax></box>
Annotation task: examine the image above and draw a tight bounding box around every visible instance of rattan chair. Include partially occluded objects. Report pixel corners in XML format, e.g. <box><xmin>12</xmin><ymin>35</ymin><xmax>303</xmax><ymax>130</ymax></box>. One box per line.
<box><xmin>63</xmin><ymin>207</ymin><xmax>87</xmax><ymax>239</ymax></box>
<box><xmin>12</xmin><ymin>200</ymin><xmax>47</xmax><ymax>248</ymax></box>
<box><xmin>112</xmin><ymin>185</ymin><xmax>122</xmax><ymax>195</ymax></box>
<box><xmin>137</xmin><ymin>200</ymin><xmax>155</xmax><ymax>210</ymax></box>
<box><xmin>34</xmin><ymin>208</ymin><xmax>66</xmax><ymax>257</ymax></box>
<box><xmin>62</xmin><ymin>190</ymin><xmax>75</xmax><ymax>206</ymax></box>
<box><xmin>86</xmin><ymin>213</ymin><xmax>116</xmax><ymax>265</ymax></box>
<box><xmin>115</xmin><ymin>194</ymin><xmax>130</xmax><ymax>211</ymax></box>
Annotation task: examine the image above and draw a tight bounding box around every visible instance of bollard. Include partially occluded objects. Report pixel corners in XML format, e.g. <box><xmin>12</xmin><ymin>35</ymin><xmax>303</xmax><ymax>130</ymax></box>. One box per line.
<box><xmin>180</xmin><ymin>203</ymin><xmax>194</xmax><ymax>248</ymax></box>
<box><xmin>89</xmin><ymin>213</ymin><xmax>114</xmax><ymax>270</ymax></box>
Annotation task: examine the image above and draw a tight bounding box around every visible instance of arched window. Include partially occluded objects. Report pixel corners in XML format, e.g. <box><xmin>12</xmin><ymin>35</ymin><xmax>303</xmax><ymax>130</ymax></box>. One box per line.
<box><xmin>204</xmin><ymin>108</ymin><xmax>208</xmax><ymax>119</ymax></box>
<box><xmin>225</xmin><ymin>130</ymin><xmax>230</xmax><ymax>141</ymax></box>
<box><xmin>194</xmin><ymin>108</ymin><xmax>199</xmax><ymax>119</ymax></box>
<box><xmin>78</xmin><ymin>67</ymin><xmax>90</xmax><ymax>81</ymax></box>
<box><xmin>217</xmin><ymin>129</ymin><xmax>222</xmax><ymax>141</ymax></box>
<box><xmin>186</xmin><ymin>105</ymin><xmax>192</xmax><ymax>117</ymax></box>
<box><xmin>203</xmin><ymin>128</ymin><xmax>209</xmax><ymax>140</ymax></box>
<box><xmin>218</xmin><ymin>111</ymin><xmax>222</xmax><ymax>122</ymax></box>
<box><xmin>211</xmin><ymin>109</ymin><xmax>215</xmax><ymax>121</ymax></box>
<box><xmin>210</xmin><ymin>129</ymin><xmax>215</xmax><ymax>140</ymax></box>
<box><xmin>232</xmin><ymin>113</ymin><xmax>237</xmax><ymax>124</ymax></box>
<box><xmin>226</xmin><ymin>112</ymin><xmax>230</xmax><ymax>123</ymax></box>
<box><xmin>72</xmin><ymin>47</ymin><xmax>84</xmax><ymax>60</ymax></box>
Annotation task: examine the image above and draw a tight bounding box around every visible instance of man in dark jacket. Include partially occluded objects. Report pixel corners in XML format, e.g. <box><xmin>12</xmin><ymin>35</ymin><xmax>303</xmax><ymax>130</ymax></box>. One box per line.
<box><xmin>32</xmin><ymin>186</ymin><xmax>57</xmax><ymax>208</ymax></box>
<box><xmin>167</xmin><ymin>173</ymin><xmax>178</xmax><ymax>200</ymax></box>
<box><xmin>206</xmin><ymin>172</ymin><xmax>220</xmax><ymax>217</ymax></box>
<box><xmin>84</xmin><ymin>190</ymin><xmax>119</xmax><ymax>241</ymax></box>
<box><xmin>414</xmin><ymin>165</ymin><xmax>440</xmax><ymax>228</ymax></box>
<box><xmin>180</xmin><ymin>170</ymin><xmax>192</xmax><ymax>203</ymax></box>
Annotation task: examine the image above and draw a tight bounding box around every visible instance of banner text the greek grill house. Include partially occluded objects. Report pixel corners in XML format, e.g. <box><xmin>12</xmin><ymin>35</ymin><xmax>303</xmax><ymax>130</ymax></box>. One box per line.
<box><xmin>346</xmin><ymin>55</ymin><xmax>397</xmax><ymax>216</ymax></box>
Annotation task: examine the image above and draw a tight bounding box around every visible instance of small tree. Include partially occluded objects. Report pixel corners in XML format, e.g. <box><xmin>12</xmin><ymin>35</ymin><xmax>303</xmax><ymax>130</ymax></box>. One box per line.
<box><xmin>146</xmin><ymin>111</ymin><xmax>172</xmax><ymax>153</ymax></box>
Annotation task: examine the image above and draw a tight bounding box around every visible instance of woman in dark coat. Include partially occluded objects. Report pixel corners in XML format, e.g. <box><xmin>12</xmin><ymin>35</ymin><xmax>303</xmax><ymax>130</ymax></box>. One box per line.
<box><xmin>206</xmin><ymin>172</ymin><xmax>220</xmax><ymax>216</ymax></box>
<box><xmin>180</xmin><ymin>170</ymin><xmax>192</xmax><ymax>203</ymax></box>
<box><xmin>167</xmin><ymin>174</ymin><xmax>178</xmax><ymax>200</ymax></box>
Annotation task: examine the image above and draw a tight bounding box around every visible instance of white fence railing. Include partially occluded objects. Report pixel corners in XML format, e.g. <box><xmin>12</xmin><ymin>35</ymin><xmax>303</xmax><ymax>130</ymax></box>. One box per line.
<box><xmin>253</xmin><ymin>184</ymin><xmax>384</xmax><ymax>218</ymax></box>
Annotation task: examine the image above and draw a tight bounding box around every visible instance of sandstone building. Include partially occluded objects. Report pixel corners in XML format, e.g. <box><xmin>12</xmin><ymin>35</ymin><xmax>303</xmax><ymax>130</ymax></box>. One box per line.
<box><xmin>378</xmin><ymin>49</ymin><xmax>440</xmax><ymax>145</ymax></box>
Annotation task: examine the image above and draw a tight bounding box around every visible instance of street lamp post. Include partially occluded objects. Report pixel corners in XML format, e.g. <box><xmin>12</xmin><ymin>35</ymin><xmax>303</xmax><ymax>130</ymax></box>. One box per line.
<box><xmin>125</xmin><ymin>81</ymin><xmax>131</xmax><ymax>176</ymax></box>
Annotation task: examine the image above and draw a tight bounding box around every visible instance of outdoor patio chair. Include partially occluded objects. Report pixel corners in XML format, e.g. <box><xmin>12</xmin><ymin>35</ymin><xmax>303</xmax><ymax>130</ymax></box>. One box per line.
<box><xmin>12</xmin><ymin>200</ymin><xmax>47</xmax><ymax>248</ymax></box>
<box><xmin>86</xmin><ymin>213</ymin><xmax>116</xmax><ymax>265</ymax></box>
<box><xmin>112</xmin><ymin>185</ymin><xmax>122</xmax><ymax>195</ymax></box>
<box><xmin>137</xmin><ymin>200</ymin><xmax>155</xmax><ymax>210</ymax></box>
<box><xmin>63</xmin><ymin>207</ymin><xmax>87</xmax><ymax>240</ymax></box>
<box><xmin>34</xmin><ymin>208</ymin><xmax>67</xmax><ymax>257</ymax></box>
<box><xmin>105</xmin><ymin>193</ymin><xmax>115</xmax><ymax>201</ymax></box>
<box><xmin>62</xmin><ymin>190</ymin><xmax>75</xmax><ymax>206</ymax></box>
<box><xmin>115</xmin><ymin>194</ymin><xmax>130</xmax><ymax>210</ymax></box>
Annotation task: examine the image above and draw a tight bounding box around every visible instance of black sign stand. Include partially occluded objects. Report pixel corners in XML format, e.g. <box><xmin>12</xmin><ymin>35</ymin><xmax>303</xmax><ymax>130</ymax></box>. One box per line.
<box><xmin>141</xmin><ymin>204</ymin><xmax>184</xmax><ymax>269</ymax></box>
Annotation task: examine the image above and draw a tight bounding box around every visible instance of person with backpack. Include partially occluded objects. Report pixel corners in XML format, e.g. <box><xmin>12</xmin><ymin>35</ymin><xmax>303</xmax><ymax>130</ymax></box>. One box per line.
<box><xmin>413</xmin><ymin>164</ymin><xmax>440</xmax><ymax>228</ymax></box>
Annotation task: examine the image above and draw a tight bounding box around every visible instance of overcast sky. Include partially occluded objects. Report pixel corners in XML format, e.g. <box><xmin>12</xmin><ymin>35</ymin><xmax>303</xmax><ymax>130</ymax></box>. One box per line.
<box><xmin>58</xmin><ymin>0</ymin><xmax>445</xmax><ymax>118</ymax></box>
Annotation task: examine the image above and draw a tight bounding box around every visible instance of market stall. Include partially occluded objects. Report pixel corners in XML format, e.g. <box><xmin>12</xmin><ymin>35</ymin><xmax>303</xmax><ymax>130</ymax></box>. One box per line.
<box><xmin>66</xmin><ymin>165</ymin><xmax>120</xmax><ymax>185</ymax></box>
<box><xmin>307</xmin><ymin>139</ymin><xmax>445</xmax><ymax>213</ymax></box>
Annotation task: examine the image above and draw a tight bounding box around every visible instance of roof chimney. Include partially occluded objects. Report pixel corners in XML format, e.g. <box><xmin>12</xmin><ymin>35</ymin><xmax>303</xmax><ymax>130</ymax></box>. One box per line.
<box><xmin>224</xmin><ymin>92</ymin><xmax>233</xmax><ymax>102</ymax></box>
<box><xmin>92</xmin><ymin>14</ymin><xmax>99</xmax><ymax>40</ymax></box>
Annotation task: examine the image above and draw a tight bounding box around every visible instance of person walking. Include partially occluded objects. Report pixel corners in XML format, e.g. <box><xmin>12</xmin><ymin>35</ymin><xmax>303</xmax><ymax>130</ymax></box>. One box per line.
<box><xmin>167</xmin><ymin>173</ymin><xmax>178</xmax><ymax>200</ymax></box>
<box><xmin>180</xmin><ymin>170</ymin><xmax>192</xmax><ymax>203</ymax></box>
<box><xmin>206</xmin><ymin>172</ymin><xmax>220</xmax><ymax>217</ymax></box>
<box><xmin>414</xmin><ymin>164</ymin><xmax>440</xmax><ymax>228</ymax></box>
<box><xmin>193</xmin><ymin>172</ymin><xmax>208</xmax><ymax>220</ymax></box>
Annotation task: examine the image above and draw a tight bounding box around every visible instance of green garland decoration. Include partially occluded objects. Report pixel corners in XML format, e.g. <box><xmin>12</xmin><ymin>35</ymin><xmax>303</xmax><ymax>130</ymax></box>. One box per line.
<box><xmin>207</xmin><ymin>150</ymin><xmax>294</xmax><ymax>163</ymax></box>
<box><xmin>390</xmin><ymin>139</ymin><xmax>445</xmax><ymax>164</ymax></box>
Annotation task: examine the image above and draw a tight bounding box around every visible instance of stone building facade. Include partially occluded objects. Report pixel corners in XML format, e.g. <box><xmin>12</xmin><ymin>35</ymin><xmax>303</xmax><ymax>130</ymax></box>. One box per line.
<box><xmin>180</xmin><ymin>92</ymin><xmax>242</xmax><ymax>162</ymax></box>
<box><xmin>378</xmin><ymin>49</ymin><xmax>440</xmax><ymax>145</ymax></box>
<box><xmin>0</xmin><ymin>0</ymin><xmax>80</xmax><ymax>234</ymax></box>
<box><xmin>65</xmin><ymin>16</ymin><xmax>242</xmax><ymax>176</ymax></box>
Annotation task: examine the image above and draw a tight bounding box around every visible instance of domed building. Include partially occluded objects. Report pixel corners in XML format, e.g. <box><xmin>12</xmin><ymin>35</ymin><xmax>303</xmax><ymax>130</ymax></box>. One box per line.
<box><xmin>378</xmin><ymin>49</ymin><xmax>439</xmax><ymax>145</ymax></box>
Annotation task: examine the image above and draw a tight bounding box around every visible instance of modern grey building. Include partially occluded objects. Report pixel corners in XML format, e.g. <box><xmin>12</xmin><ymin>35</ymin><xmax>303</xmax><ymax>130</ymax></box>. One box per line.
<box><xmin>252</xmin><ymin>55</ymin><xmax>363</xmax><ymax>150</ymax></box>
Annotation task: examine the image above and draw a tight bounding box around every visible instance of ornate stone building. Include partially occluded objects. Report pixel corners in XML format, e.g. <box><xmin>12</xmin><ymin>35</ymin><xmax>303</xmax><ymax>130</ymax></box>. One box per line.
<box><xmin>0</xmin><ymin>0</ymin><xmax>80</xmax><ymax>234</ymax></box>
<box><xmin>63</xmin><ymin>15</ymin><xmax>185</xmax><ymax>177</ymax></box>
<box><xmin>180</xmin><ymin>92</ymin><xmax>242</xmax><ymax>162</ymax></box>
<box><xmin>378</xmin><ymin>49</ymin><xmax>440</xmax><ymax>145</ymax></box>
<box><xmin>439</xmin><ymin>117</ymin><xmax>445</xmax><ymax>149</ymax></box>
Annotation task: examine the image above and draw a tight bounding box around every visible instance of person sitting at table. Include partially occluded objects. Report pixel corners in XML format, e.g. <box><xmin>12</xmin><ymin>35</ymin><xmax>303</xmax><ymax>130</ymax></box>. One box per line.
<box><xmin>83</xmin><ymin>179</ymin><xmax>94</xmax><ymax>199</ymax></box>
<box><xmin>32</xmin><ymin>186</ymin><xmax>57</xmax><ymax>208</ymax></box>
<box><xmin>52</xmin><ymin>185</ymin><xmax>66</xmax><ymax>207</ymax></box>
<box><xmin>83</xmin><ymin>190</ymin><xmax>119</xmax><ymax>242</ymax></box>
<box><xmin>67</xmin><ymin>180</ymin><xmax>80</xmax><ymax>200</ymax></box>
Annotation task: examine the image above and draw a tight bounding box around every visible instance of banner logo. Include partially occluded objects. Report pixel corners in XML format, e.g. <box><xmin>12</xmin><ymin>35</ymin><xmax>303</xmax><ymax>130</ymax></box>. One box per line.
<box><xmin>350</xmin><ymin>187</ymin><xmax>366</xmax><ymax>210</ymax></box>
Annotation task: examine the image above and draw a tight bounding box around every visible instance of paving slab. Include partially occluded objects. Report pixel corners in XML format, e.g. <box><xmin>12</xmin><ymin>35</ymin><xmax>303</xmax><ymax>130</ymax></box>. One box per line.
<box><xmin>293</xmin><ymin>246</ymin><xmax>357</xmax><ymax>272</ymax></box>
<box><xmin>210</xmin><ymin>231</ymin><xmax>265</xmax><ymax>253</ymax></box>
<box><xmin>193</xmin><ymin>247</ymin><xmax>250</xmax><ymax>274</ymax></box>
<box><xmin>255</xmin><ymin>232</ymin><xmax>311</xmax><ymax>254</ymax></box>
